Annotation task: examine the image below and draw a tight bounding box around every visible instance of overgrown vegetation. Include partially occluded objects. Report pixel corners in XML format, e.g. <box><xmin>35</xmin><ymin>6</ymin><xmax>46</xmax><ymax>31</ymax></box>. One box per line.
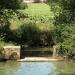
<box><xmin>49</xmin><ymin>0</ymin><xmax>75</xmax><ymax>58</ymax></box>
<box><xmin>0</xmin><ymin>3</ymin><xmax>55</xmax><ymax>47</ymax></box>
<box><xmin>0</xmin><ymin>0</ymin><xmax>26</xmax><ymax>45</ymax></box>
<box><xmin>0</xmin><ymin>0</ymin><xmax>75</xmax><ymax>58</ymax></box>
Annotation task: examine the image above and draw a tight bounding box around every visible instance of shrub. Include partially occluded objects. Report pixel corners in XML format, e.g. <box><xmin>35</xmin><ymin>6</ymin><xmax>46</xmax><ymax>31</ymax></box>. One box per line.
<box><xmin>15</xmin><ymin>21</ymin><xmax>55</xmax><ymax>47</ymax></box>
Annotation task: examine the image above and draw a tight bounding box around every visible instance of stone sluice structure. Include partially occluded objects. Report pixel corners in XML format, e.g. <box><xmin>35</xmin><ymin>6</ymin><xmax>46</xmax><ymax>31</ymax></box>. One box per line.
<box><xmin>0</xmin><ymin>46</ymin><xmax>20</xmax><ymax>60</ymax></box>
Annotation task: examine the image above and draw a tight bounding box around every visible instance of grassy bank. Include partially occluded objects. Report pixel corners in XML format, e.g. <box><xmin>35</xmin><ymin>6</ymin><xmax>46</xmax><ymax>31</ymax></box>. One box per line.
<box><xmin>10</xmin><ymin>3</ymin><xmax>54</xmax><ymax>30</ymax></box>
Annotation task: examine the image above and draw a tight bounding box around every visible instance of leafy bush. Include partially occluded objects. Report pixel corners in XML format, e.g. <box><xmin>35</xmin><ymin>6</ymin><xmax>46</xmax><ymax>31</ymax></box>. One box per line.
<box><xmin>14</xmin><ymin>21</ymin><xmax>55</xmax><ymax>47</ymax></box>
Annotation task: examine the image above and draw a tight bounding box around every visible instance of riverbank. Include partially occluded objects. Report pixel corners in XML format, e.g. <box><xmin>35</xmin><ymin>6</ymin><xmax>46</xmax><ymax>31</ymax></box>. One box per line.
<box><xmin>18</xmin><ymin>57</ymin><xmax>63</xmax><ymax>62</ymax></box>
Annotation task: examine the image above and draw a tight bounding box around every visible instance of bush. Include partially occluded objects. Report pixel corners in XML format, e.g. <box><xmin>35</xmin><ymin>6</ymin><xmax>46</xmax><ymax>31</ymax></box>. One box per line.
<box><xmin>14</xmin><ymin>21</ymin><xmax>55</xmax><ymax>47</ymax></box>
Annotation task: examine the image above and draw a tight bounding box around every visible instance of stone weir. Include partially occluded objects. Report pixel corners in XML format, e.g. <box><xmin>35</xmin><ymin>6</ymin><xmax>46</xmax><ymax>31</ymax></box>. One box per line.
<box><xmin>0</xmin><ymin>46</ymin><xmax>20</xmax><ymax>60</ymax></box>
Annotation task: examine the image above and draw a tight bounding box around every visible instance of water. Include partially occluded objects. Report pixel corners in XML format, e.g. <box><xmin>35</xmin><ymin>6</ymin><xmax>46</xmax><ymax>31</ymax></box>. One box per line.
<box><xmin>0</xmin><ymin>61</ymin><xmax>75</xmax><ymax>75</ymax></box>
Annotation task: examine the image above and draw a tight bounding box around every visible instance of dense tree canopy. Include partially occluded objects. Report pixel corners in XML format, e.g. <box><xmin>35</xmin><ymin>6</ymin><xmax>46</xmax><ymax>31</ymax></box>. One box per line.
<box><xmin>50</xmin><ymin>0</ymin><xmax>75</xmax><ymax>55</ymax></box>
<box><xmin>0</xmin><ymin>0</ymin><xmax>75</xmax><ymax>57</ymax></box>
<box><xmin>0</xmin><ymin>0</ymin><xmax>24</xmax><ymax>9</ymax></box>
<box><xmin>0</xmin><ymin>0</ymin><xmax>26</xmax><ymax>42</ymax></box>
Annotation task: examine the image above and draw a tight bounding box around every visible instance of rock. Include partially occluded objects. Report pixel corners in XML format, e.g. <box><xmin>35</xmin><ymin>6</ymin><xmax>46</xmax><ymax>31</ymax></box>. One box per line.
<box><xmin>0</xmin><ymin>46</ymin><xmax>20</xmax><ymax>60</ymax></box>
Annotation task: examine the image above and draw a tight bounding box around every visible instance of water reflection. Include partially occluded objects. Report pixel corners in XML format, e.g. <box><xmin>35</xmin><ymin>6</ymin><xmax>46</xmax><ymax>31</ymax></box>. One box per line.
<box><xmin>52</xmin><ymin>61</ymin><xmax>75</xmax><ymax>75</ymax></box>
<box><xmin>18</xmin><ymin>62</ymin><xmax>57</xmax><ymax>75</ymax></box>
<box><xmin>0</xmin><ymin>61</ymin><xmax>21</xmax><ymax>75</ymax></box>
<box><xmin>0</xmin><ymin>61</ymin><xmax>75</xmax><ymax>75</ymax></box>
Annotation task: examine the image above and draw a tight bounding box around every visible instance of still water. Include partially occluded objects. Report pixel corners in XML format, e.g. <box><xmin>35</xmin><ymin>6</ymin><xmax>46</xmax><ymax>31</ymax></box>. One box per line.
<box><xmin>0</xmin><ymin>61</ymin><xmax>75</xmax><ymax>75</ymax></box>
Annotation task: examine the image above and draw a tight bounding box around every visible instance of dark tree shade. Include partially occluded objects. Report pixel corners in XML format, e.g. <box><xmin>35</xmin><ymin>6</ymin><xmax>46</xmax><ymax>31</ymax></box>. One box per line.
<box><xmin>0</xmin><ymin>0</ymin><xmax>26</xmax><ymax>42</ymax></box>
<box><xmin>61</xmin><ymin>0</ymin><xmax>75</xmax><ymax>11</ymax></box>
<box><xmin>0</xmin><ymin>0</ymin><xmax>24</xmax><ymax>9</ymax></box>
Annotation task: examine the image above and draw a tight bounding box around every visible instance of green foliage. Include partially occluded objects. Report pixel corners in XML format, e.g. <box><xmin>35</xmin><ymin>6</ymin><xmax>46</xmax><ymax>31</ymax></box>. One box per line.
<box><xmin>0</xmin><ymin>0</ymin><xmax>27</xmax><ymax>46</ymax></box>
<box><xmin>50</xmin><ymin>0</ymin><xmax>75</xmax><ymax>55</ymax></box>
<box><xmin>13</xmin><ymin>21</ymin><xmax>55</xmax><ymax>47</ymax></box>
<box><xmin>1</xmin><ymin>0</ymin><xmax>75</xmax><ymax>57</ymax></box>
<box><xmin>61</xmin><ymin>0</ymin><xmax>75</xmax><ymax>11</ymax></box>
<box><xmin>0</xmin><ymin>0</ymin><xmax>25</xmax><ymax>9</ymax></box>
<box><xmin>24</xmin><ymin>3</ymin><xmax>54</xmax><ymax>23</ymax></box>
<box><xmin>55</xmin><ymin>0</ymin><xmax>75</xmax><ymax>24</ymax></box>
<box><xmin>1</xmin><ymin>3</ymin><xmax>55</xmax><ymax>47</ymax></box>
<box><xmin>0</xmin><ymin>41</ymin><xmax>15</xmax><ymax>46</ymax></box>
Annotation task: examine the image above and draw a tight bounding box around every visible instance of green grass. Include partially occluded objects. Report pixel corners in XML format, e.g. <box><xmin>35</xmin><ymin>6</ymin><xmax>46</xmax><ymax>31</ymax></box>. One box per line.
<box><xmin>25</xmin><ymin>3</ymin><xmax>53</xmax><ymax>17</ymax></box>
<box><xmin>10</xmin><ymin>3</ymin><xmax>54</xmax><ymax>30</ymax></box>
<box><xmin>0</xmin><ymin>41</ymin><xmax>16</xmax><ymax>46</ymax></box>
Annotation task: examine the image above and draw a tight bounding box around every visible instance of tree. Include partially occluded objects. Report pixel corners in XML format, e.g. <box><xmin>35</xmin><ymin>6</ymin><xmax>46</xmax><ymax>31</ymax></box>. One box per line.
<box><xmin>0</xmin><ymin>0</ymin><xmax>24</xmax><ymax>9</ymax></box>
<box><xmin>60</xmin><ymin>0</ymin><xmax>75</xmax><ymax>23</ymax></box>
<box><xmin>0</xmin><ymin>0</ymin><xmax>26</xmax><ymax>42</ymax></box>
<box><xmin>49</xmin><ymin>0</ymin><xmax>75</xmax><ymax>56</ymax></box>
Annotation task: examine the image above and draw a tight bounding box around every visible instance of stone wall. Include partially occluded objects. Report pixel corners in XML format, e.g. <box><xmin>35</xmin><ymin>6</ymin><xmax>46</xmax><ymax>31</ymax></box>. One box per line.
<box><xmin>0</xmin><ymin>46</ymin><xmax>20</xmax><ymax>60</ymax></box>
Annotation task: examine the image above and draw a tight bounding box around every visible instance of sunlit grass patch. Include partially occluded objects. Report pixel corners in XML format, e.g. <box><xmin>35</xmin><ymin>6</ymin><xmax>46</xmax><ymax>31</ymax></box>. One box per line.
<box><xmin>10</xmin><ymin>3</ymin><xmax>54</xmax><ymax>30</ymax></box>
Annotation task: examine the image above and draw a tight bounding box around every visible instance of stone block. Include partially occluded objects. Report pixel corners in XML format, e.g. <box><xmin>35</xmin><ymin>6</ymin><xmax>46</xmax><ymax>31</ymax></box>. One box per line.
<box><xmin>0</xmin><ymin>46</ymin><xmax>20</xmax><ymax>60</ymax></box>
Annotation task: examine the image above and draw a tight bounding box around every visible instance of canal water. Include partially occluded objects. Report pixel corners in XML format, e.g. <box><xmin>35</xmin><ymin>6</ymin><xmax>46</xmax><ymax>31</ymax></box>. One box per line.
<box><xmin>0</xmin><ymin>61</ymin><xmax>75</xmax><ymax>75</ymax></box>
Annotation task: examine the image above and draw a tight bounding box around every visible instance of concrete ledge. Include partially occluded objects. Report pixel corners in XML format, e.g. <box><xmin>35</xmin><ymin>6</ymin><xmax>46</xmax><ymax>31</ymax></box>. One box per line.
<box><xmin>18</xmin><ymin>57</ymin><xmax>63</xmax><ymax>62</ymax></box>
<box><xmin>3</xmin><ymin>46</ymin><xmax>20</xmax><ymax>49</ymax></box>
